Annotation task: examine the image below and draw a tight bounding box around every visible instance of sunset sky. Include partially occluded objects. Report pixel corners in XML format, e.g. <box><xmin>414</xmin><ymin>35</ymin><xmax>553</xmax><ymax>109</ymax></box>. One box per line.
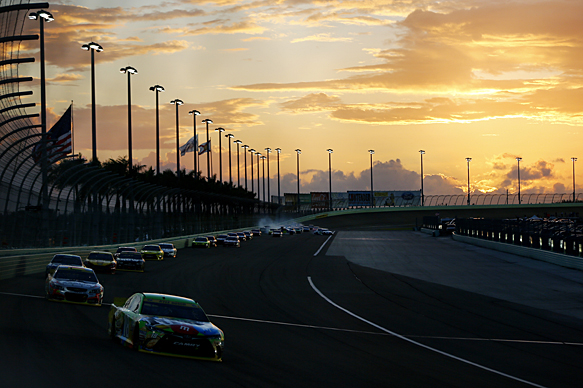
<box><xmin>19</xmin><ymin>0</ymin><xmax>583</xmax><ymax>197</ymax></box>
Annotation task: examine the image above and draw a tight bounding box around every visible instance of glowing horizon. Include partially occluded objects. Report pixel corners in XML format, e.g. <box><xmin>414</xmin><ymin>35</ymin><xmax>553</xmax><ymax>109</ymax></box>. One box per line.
<box><xmin>18</xmin><ymin>0</ymin><xmax>583</xmax><ymax>197</ymax></box>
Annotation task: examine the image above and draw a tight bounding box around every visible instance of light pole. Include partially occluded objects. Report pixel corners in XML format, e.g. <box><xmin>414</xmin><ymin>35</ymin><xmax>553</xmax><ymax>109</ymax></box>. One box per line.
<box><xmin>295</xmin><ymin>149</ymin><xmax>301</xmax><ymax>212</ymax></box>
<box><xmin>265</xmin><ymin>148</ymin><xmax>271</xmax><ymax>202</ymax></box>
<box><xmin>120</xmin><ymin>66</ymin><xmax>137</xmax><ymax>173</ymax></box>
<box><xmin>516</xmin><ymin>157</ymin><xmax>522</xmax><ymax>204</ymax></box>
<box><xmin>261</xmin><ymin>155</ymin><xmax>267</xmax><ymax>202</ymax></box>
<box><xmin>368</xmin><ymin>150</ymin><xmax>375</xmax><ymax>207</ymax></box>
<box><xmin>29</xmin><ymin>9</ymin><xmax>53</xmax><ymax>210</ymax></box>
<box><xmin>202</xmin><ymin>119</ymin><xmax>213</xmax><ymax>179</ymax></box>
<box><xmin>215</xmin><ymin>127</ymin><xmax>225</xmax><ymax>183</ymax></box>
<box><xmin>170</xmin><ymin>99</ymin><xmax>184</xmax><ymax>177</ymax></box>
<box><xmin>327</xmin><ymin>149</ymin><xmax>333</xmax><ymax>210</ymax></box>
<box><xmin>149</xmin><ymin>85</ymin><xmax>164</xmax><ymax>175</ymax></box>
<box><xmin>189</xmin><ymin>109</ymin><xmax>200</xmax><ymax>176</ymax></box>
<box><xmin>242</xmin><ymin>144</ymin><xmax>249</xmax><ymax>190</ymax></box>
<box><xmin>234</xmin><ymin>140</ymin><xmax>242</xmax><ymax>187</ymax></box>
<box><xmin>227</xmin><ymin>134</ymin><xmax>234</xmax><ymax>186</ymax></box>
<box><xmin>249</xmin><ymin>149</ymin><xmax>255</xmax><ymax>194</ymax></box>
<box><xmin>466</xmin><ymin>157</ymin><xmax>472</xmax><ymax>206</ymax></box>
<box><xmin>572</xmin><ymin>157</ymin><xmax>577</xmax><ymax>202</ymax></box>
<box><xmin>256</xmin><ymin>152</ymin><xmax>262</xmax><ymax>200</ymax></box>
<box><xmin>419</xmin><ymin>150</ymin><xmax>425</xmax><ymax>206</ymax></box>
<box><xmin>81</xmin><ymin>41</ymin><xmax>103</xmax><ymax>163</ymax></box>
<box><xmin>276</xmin><ymin>148</ymin><xmax>281</xmax><ymax>204</ymax></box>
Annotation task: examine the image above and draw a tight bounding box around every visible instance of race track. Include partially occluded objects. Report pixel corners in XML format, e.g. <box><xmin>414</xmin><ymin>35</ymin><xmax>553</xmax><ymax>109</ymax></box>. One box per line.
<box><xmin>1</xmin><ymin>231</ymin><xmax>582</xmax><ymax>387</ymax></box>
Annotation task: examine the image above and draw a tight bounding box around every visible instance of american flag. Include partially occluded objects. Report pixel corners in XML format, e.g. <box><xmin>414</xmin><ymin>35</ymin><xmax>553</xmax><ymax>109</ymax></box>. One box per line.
<box><xmin>33</xmin><ymin>104</ymin><xmax>72</xmax><ymax>163</ymax></box>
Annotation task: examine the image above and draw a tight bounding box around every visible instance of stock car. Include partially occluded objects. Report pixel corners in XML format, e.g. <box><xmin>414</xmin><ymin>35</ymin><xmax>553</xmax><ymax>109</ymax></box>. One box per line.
<box><xmin>223</xmin><ymin>236</ymin><xmax>240</xmax><ymax>247</ymax></box>
<box><xmin>84</xmin><ymin>251</ymin><xmax>117</xmax><ymax>274</ymax></box>
<box><xmin>108</xmin><ymin>292</ymin><xmax>224</xmax><ymax>361</ymax></box>
<box><xmin>159</xmin><ymin>243</ymin><xmax>177</xmax><ymax>258</ymax></box>
<box><xmin>206</xmin><ymin>236</ymin><xmax>218</xmax><ymax>247</ymax></box>
<box><xmin>45</xmin><ymin>254</ymin><xmax>84</xmax><ymax>277</ymax></box>
<box><xmin>45</xmin><ymin>265</ymin><xmax>104</xmax><ymax>306</ymax></box>
<box><xmin>141</xmin><ymin>245</ymin><xmax>164</xmax><ymax>260</ymax></box>
<box><xmin>192</xmin><ymin>237</ymin><xmax>211</xmax><ymax>248</ymax></box>
<box><xmin>116</xmin><ymin>252</ymin><xmax>146</xmax><ymax>272</ymax></box>
<box><xmin>114</xmin><ymin>247</ymin><xmax>137</xmax><ymax>258</ymax></box>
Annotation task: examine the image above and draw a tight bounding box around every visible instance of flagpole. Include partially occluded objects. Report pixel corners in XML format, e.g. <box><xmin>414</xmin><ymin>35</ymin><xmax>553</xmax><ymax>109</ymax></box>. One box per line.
<box><xmin>71</xmin><ymin>100</ymin><xmax>74</xmax><ymax>157</ymax></box>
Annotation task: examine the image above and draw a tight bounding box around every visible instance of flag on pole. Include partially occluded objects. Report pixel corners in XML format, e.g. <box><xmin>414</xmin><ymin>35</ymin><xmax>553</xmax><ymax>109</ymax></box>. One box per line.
<box><xmin>33</xmin><ymin>104</ymin><xmax>72</xmax><ymax>163</ymax></box>
<box><xmin>198</xmin><ymin>140</ymin><xmax>210</xmax><ymax>155</ymax></box>
<box><xmin>179</xmin><ymin>135</ymin><xmax>198</xmax><ymax>156</ymax></box>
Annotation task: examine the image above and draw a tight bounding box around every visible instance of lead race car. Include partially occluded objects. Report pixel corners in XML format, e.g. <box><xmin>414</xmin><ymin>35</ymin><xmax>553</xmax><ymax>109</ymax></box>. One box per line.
<box><xmin>108</xmin><ymin>293</ymin><xmax>224</xmax><ymax>361</ymax></box>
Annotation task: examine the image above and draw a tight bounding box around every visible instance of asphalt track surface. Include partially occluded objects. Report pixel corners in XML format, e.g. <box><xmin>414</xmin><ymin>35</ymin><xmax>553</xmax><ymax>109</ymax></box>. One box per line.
<box><xmin>1</xmin><ymin>231</ymin><xmax>583</xmax><ymax>387</ymax></box>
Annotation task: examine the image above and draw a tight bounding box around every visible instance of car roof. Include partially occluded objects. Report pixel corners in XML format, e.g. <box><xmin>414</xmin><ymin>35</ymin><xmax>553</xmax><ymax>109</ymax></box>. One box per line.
<box><xmin>141</xmin><ymin>293</ymin><xmax>196</xmax><ymax>304</ymax></box>
<box><xmin>55</xmin><ymin>265</ymin><xmax>95</xmax><ymax>273</ymax></box>
<box><xmin>52</xmin><ymin>254</ymin><xmax>81</xmax><ymax>259</ymax></box>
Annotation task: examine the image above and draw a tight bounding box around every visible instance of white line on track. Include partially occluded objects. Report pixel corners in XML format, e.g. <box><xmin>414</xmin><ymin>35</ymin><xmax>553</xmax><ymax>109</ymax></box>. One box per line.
<box><xmin>307</xmin><ymin>276</ymin><xmax>549</xmax><ymax>388</ymax></box>
<box><xmin>3</xmin><ymin>291</ymin><xmax>580</xmax><ymax>348</ymax></box>
<box><xmin>313</xmin><ymin>235</ymin><xmax>333</xmax><ymax>256</ymax></box>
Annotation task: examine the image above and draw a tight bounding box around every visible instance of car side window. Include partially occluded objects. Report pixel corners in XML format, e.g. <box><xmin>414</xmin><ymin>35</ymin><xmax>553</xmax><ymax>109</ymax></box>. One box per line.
<box><xmin>124</xmin><ymin>295</ymin><xmax>134</xmax><ymax>309</ymax></box>
<box><xmin>129</xmin><ymin>295</ymin><xmax>141</xmax><ymax>312</ymax></box>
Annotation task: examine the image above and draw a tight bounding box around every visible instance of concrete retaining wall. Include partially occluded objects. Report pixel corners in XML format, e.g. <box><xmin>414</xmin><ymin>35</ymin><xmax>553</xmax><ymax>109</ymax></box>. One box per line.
<box><xmin>0</xmin><ymin>229</ymin><xmax>243</xmax><ymax>280</ymax></box>
<box><xmin>452</xmin><ymin>233</ymin><xmax>583</xmax><ymax>271</ymax></box>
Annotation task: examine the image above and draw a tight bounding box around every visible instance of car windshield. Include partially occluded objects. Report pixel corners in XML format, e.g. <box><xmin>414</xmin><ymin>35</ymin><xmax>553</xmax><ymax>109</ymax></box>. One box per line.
<box><xmin>54</xmin><ymin>269</ymin><xmax>97</xmax><ymax>283</ymax></box>
<box><xmin>159</xmin><ymin>244</ymin><xmax>173</xmax><ymax>249</ymax></box>
<box><xmin>51</xmin><ymin>255</ymin><xmax>81</xmax><ymax>265</ymax></box>
<box><xmin>195</xmin><ymin>237</ymin><xmax>208</xmax><ymax>242</ymax></box>
<box><xmin>143</xmin><ymin>245</ymin><xmax>160</xmax><ymax>251</ymax></box>
<box><xmin>88</xmin><ymin>253</ymin><xmax>113</xmax><ymax>261</ymax></box>
<box><xmin>141</xmin><ymin>300</ymin><xmax>209</xmax><ymax>322</ymax></box>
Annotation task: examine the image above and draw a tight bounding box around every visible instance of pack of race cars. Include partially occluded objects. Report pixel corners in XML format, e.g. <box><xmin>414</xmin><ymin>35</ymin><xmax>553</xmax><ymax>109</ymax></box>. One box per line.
<box><xmin>42</xmin><ymin>223</ymin><xmax>333</xmax><ymax>362</ymax></box>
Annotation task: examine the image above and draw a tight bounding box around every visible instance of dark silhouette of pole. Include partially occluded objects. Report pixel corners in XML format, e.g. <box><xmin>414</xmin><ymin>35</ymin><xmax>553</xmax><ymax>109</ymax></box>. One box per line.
<box><xmin>419</xmin><ymin>150</ymin><xmax>425</xmax><ymax>206</ymax></box>
<box><xmin>261</xmin><ymin>155</ymin><xmax>266</xmax><ymax>202</ymax></box>
<box><xmin>234</xmin><ymin>140</ymin><xmax>242</xmax><ymax>186</ymax></box>
<box><xmin>256</xmin><ymin>152</ymin><xmax>262</xmax><ymax>200</ymax></box>
<box><xmin>265</xmin><ymin>148</ymin><xmax>271</xmax><ymax>203</ymax></box>
<box><xmin>202</xmin><ymin>119</ymin><xmax>213</xmax><ymax>179</ymax></box>
<box><xmin>466</xmin><ymin>157</ymin><xmax>472</xmax><ymax>205</ymax></box>
<box><xmin>572</xmin><ymin>157</ymin><xmax>577</xmax><ymax>202</ymax></box>
<box><xmin>226</xmin><ymin>134</ymin><xmax>234</xmax><ymax>185</ymax></box>
<box><xmin>189</xmin><ymin>110</ymin><xmax>200</xmax><ymax>176</ymax></box>
<box><xmin>29</xmin><ymin>10</ymin><xmax>53</xmax><ymax>211</ymax></box>
<box><xmin>81</xmin><ymin>42</ymin><xmax>103</xmax><ymax>163</ymax></box>
<box><xmin>276</xmin><ymin>148</ymin><xmax>281</xmax><ymax>204</ymax></box>
<box><xmin>368</xmin><ymin>150</ymin><xmax>374</xmax><ymax>207</ymax></box>
<box><xmin>327</xmin><ymin>149</ymin><xmax>333</xmax><ymax>210</ymax></box>
<box><xmin>295</xmin><ymin>149</ymin><xmax>301</xmax><ymax>212</ymax></box>
<box><xmin>171</xmin><ymin>99</ymin><xmax>184</xmax><ymax>177</ymax></box>
<box><xmin>242</xmin><ymin>145</ymin><xmax>249</xmax><ymax>190</ymax></box>
<box><xmin>149</xmin><ymin>85</ymin><xmax>164</xmax><ymax>175</ymax></box>
<box><xmin>120</xmin><ymin>66</ymin><xmax>137</xmax><ymax>173</ymax></box>
<box><xmin>215</xmin><ymin>127</ymin><xmax>225</xmax><ymax>182</ymax></box>
<box><xmin>249</xmin><ymin>149</ymin><xmax>255</xmax><ymax>194</ymax></box>
<box><xmin>516</xmin><ymin>157</ymin><xmax>522</xmax><ymax>204</ymax></box>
